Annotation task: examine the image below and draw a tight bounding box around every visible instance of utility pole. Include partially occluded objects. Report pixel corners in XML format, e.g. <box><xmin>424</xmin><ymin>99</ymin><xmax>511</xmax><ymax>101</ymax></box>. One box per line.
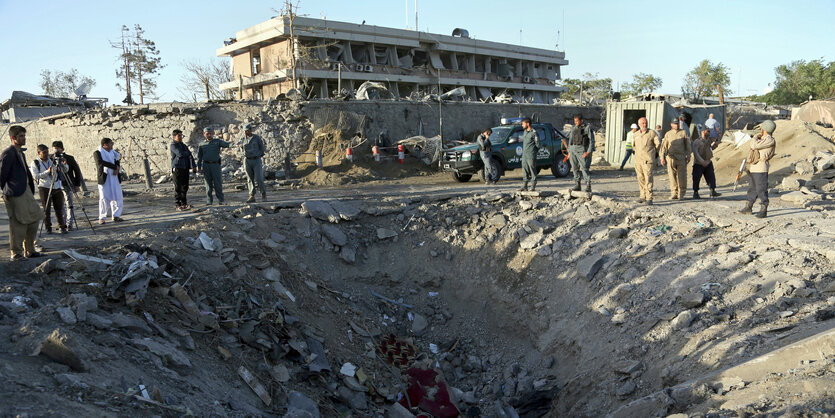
<box><xmin>415</xmin><ymin>0</ymin><xmax>418</xmax><ymax>31</ymax></box>
<box><xmin>287</xmin><ymin>0</ymin><xmax>298</xmax><ymax>89</ymax></box>
<box><xmin>437</xmin><ymin>68</ymin><xmax>443</xmax><ymax>142</ymax></box>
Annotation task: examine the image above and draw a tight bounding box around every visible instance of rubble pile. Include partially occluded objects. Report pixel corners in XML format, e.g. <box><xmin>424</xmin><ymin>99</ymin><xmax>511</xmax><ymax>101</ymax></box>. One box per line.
<box><xmin>1</xmin><ymin>187</ymin><xmax>834</xmax><ymax>416</ymax></box>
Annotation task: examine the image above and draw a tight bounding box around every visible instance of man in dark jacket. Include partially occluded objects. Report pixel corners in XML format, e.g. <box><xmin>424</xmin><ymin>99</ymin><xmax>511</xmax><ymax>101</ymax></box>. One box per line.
<box><xmin>170</xmin><ymin>129</ymin><xmax>196</xmax><ymax>210</ymax></box>
<box><xmin>0</xmin><ymin>126</ymin><xmax>43</xmax><ymax>260</ymax></box>
<box><xmin>52</xmin><ymin>140</ymin><xmax>83</xmax><ymax>229</ymax></box>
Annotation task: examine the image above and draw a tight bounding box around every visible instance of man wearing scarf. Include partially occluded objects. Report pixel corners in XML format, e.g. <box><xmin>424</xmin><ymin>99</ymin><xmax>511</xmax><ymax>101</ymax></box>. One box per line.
<box><xmin>93</xmin><ymin>138</ymin><xmax>124</xmax><ymax>224</ymax></box>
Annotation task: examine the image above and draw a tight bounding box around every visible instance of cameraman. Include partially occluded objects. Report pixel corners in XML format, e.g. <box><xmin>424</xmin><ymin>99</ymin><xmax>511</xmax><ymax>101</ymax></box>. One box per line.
<box><xmin>29</xmin><ymin>144</ymin><xmax>68</xmax><ymax>234</ymax></box>
<box><xmin>52</xmin><ymin>141</ymin><xmax>83</xmax><ymax>230</ymax></box>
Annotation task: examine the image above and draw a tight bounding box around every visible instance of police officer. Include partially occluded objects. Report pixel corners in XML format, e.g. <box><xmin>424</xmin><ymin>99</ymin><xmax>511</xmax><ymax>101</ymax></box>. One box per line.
<box><xmin>691</xmin><ymin>128</ymin><xmax>721</xmax><ymax>199</ymax></box>
<box><xmin>632</xmin><ymin>117</ymin><xmax>660</xmax><ymax>204</ymax></box>
<box><xmin>238</xmin><ymin>123</ymin><xmax>267</xmax><ymax>203</ymax></box>
<box><xmin>660</xmin><ymin>118</ymin><xmax>691</xmax><ymax>200</ymax></box>
<box><xmin>739</xmin><ymin>120</ymin><xmax>776</xmax><ymax>218</ymax></box>
<box><xmin>519</xmin><ymin>117</ymin><xmax>540</xmax><ymax>192</ymax></box>
<box><xmin>196</xmin><ymin>127</ymin><xmax>230</xmax><ymax>205</ymax></box>
<box><xmin>566</xmin><ymin>114</ymin><xmax>595</xmax><ymax>192</ymax></box>
<box><xmin>170</xmin><ymin>129</ymin><xmax>196</xmax><ymax>210</ymax></box>
<box><xmin>476</xmin><ymin>128</ymin><xmax>495</xmax><ymax>184</ymax></box>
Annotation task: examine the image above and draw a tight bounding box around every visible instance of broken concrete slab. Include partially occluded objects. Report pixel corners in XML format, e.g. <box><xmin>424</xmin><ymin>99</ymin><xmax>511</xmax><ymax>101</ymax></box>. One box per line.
<box><xmin>377</xmin><ymin>228</ymin><xmax>398</xmax><ymax>240</ymax></box>
<box><xmin>238</xmin><ymin>365</ymin><xmax>272</xmax><ymax>406</ymax></box>
<box><xmin>321</xmin><ymin>224</ymin><xmax>348</xmax><ymax>247</ymax></box>
<box><xmin>329</xmin><ymin>200</ymin><xmax>362</xmax><ymax>221</ymax></box>
<box><xmin>576</xmin><ymin>254</ymin><xmax>605</xmax><ymax>281</ymax></box>
<box><xmin>111</xmin><ymin>312</ymin><xmax>153</xmax><ymax>334</ymax></box>
<box><xmin>339</xmin><ymin>246</ymin><xmax>356</xmax><ymax>264</ymax></box>
<box><xmin>131</xmin><ymin>337</ymin><xmax>192</xmax><ymax>371</ymax></box>
<box><xmin>301</xmin><ymin>200</ymin><xmax>340</xmax><ymax>223</ymax></box>
<box><xmin>55</xmin><ymin>306</ymin><xmax>77</xmax><ymax>324</ymax></box>
<box><xmin>286</xmin><ymin>390</ymin><xmax>321</xmax><ymax>418</ymax></box>
<box><xmin>31</xmin><ymin>329</ymin><xmax>86</xmax><ymax>372</ymax></box>
<box><xmin>520</xmin><ymin>231</ymin><xmax>544</xmax><ymax>250</ymax></box>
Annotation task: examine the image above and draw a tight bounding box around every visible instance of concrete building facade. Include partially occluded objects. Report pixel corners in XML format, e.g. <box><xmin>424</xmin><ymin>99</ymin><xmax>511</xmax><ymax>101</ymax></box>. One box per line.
<box><xmin>217</xmin><ymin>16</ymin><xmax>568</xmax><ymax>103</ymax></box>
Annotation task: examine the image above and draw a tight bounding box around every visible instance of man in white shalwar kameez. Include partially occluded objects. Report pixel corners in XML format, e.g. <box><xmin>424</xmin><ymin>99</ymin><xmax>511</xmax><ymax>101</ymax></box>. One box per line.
<box><xmin>93</xmin><ymin>138</ymin><xmax>124</xmax><ymax>224</ymax></box>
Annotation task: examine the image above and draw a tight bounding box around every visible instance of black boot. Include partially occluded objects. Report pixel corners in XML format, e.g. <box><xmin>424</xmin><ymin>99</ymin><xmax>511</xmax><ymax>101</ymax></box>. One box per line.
<box><xmin>693</xmin><ymin>191</ymin><xmax>701</xmax><ymax>199</ymax></box>
<box><xmin>755</xmin><ymin>204</ymin><xmax>768</xmax><ymax>218</ymax></box>
<box><xmin>710</xmin><ymin>189</ymin><xmax>721</xmax><ymax>197</ymax></box>
<box><xmin>738</xmin><ymin>202</ymin><xmax>753</xmax><ymax>214</ymax></box>
<box><xmin>584</xmin><ymin>182</ymin><xmax>591</xmax><ymax>193</ymax></box>
<box><xmin>530</xmin><ymin>183</ymin><xmax>536</xmax><ymax>192</ymax></box>
<box><xmin>572</xmin><ymin>180</ymin><xmax>581</xmax><ymax>191</ymax></box>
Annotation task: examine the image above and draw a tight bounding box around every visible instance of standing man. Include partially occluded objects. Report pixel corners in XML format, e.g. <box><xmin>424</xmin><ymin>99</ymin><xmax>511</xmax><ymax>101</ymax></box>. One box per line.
<box><xmin>52</xmin><ymin>141</ymin><xmax>82</xmax><ymax>230</ymax></box>
<box><xmin>619</xmin><ymin>123</ymin><xmax>637</xmax><ymax>171</ymax></box>
<box><xmin>519</xmin><ymin>118</ymin><xmax>540</xmax><ymax>192</ymax></box>
<box><xmin>0</xmin><ymin>126</ymin><xmax>44</xmax><ymax>260</ymax></box>
<box><xmin>565</xmin><ymin>114</ymin><xmax>595</xmax><ymax>192</ymax></box>
<box><xmin>632</xmin><ymin>117</ymin><xmax>661</xmax><ymax>205</ymax></box>
<box><xmin>704</xmin><ymin>113</ymin><xmax>722</xmax><ymax>148</ymax></box>
<box><xmin>196</xmin><ymin>127</ymin><xmax>230</xmax><ymax>205</ymax></box>
<box><xmin>476</xmin><ymin>128</ymin><xmax>495</xmax><ymax>184</ymax></box>
<box><xmin>170</xmin><ymin>129</ymin><xmax>196</xmax><ymax>210</ymax></box>
<box><xmin>94</xmin><ymin>138</ymin><xmax>124</xmax><ymax>224</ymax></box>
<box><xmin>739</xmin><ymin>120</ymin><xmax>776</xmax><ymax>218</ymax></box>
<box><xmin>659</xmin><ymin>118</ymin><xmax>691</xmax><ymax>200</ymax></box>
<box><xmin>30</xmin><ymin>144</ymin><xmax>68</xmax><ymax>234</ymax></box>
<box><xmin>691</xmin><ymin>128</ymin><xmax>721</xmax><ymax>199</ymax></box>
<box><xmin>238</xmin><ymin>123</ymin><xmax>267</xmax><ymax>203</ymax></box>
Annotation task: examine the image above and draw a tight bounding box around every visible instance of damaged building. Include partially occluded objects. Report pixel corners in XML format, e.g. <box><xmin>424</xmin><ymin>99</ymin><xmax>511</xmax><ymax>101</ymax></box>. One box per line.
<box><xmin>217</xmin><ymin>16</ymin><xmax>568</xmax><ymax>103</ymax></box>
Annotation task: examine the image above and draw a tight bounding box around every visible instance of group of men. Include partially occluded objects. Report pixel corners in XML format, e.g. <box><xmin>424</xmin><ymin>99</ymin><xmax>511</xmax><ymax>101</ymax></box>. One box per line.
<box><xmin>169</xmin><ymin>123</ymin><xmax>267</xmax><ymax>209</ymax></box>
<box><xmin>515</xmin><ymin>114</ymin><xmax>596</xmax><ymax>193</ymax></box>
<box><xmin>628</xmin><ymin>114</ymin><xmax>776</xmax><ymax>217</ymax></box>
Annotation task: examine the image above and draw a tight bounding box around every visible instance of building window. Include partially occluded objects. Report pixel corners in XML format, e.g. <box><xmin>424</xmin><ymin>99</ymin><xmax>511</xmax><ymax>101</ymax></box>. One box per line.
<box><xmin>252</xmin><ymin>50</ymin><xmax>261</xmax><ymax>75</ymax></box>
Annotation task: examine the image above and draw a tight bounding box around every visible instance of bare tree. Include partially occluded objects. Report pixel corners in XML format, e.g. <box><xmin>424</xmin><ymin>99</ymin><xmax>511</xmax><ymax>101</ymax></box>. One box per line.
<box><xmin>39</xmin><ymin>69</ymin><xmax>96</xmax><ymax>98</ymax></box>
<box><xmin>178</xmin><ymin>59</ymin><xmax>234</xmax><ymax>102</ymax></box>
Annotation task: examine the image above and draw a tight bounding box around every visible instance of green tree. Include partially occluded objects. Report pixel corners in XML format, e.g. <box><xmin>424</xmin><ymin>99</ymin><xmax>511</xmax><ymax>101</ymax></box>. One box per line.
<box><xmin>559</xmin><ymin>72</ymin><xmax>612</xmax><ymax>104</ymax></box>
<box><xmin>682</xmin><ymin>60</ymin><xmax>732</xmax><ymax>99</ymax></box>
<box><xmin>111</xmin><ymin>24</ymin><xmax>164</xmax><ymax>104</ymax></box>
<box><xmin>39</xmin><ymin>69</ymin><xmax>96</xmax><ymax>98</ymax></box>
<box><xmin>622</xmin><ymin>73</ymin><xmax>662</xmax><ymax>96</ymax></box>
<box><xmin>756</xmin><ymin>59</ymin><xmax>835</xmax><ymax>105</ymax></box>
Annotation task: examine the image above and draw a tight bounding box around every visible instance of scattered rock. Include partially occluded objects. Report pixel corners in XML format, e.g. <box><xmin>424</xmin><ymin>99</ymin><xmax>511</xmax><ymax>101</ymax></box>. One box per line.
<box><xmin>795</xmin><ymin>161</ymin><xmax>814</xmax><ymax>175</ymax></box>
<box><xmin>671</xmin><ymin>310</ymin><xmax>695</xmax><ymax>330</ymax></box>
<box><xmin>488</xmin><ymin>214</ymin><xmax>507</xmax><ymax>228</ymax></box>
<box><xmin>55</xmin><ymin>306</ymin><xmax>77</xmax><ymax>324</ymax></box>
<box><xmin>608</xmin><ymin>228</ymin><xmax>628</xmax><ymax>239</ymax></box>
<box><xmin>616</xmin><ymin>381</ymin><xmax>636</xmax><ymax>397</ymax></box>
<box><xmin>321</xmin><ymin>224</ymin><xmax>348</xmax><ymax>247</ymax></box>
<box><xmin>285</xmin><ymin>390</ymin><xmax>320</xmax><ymax>418</ymax></box>
<box><xmin>577</xmin><ymin>254</ymin><xmax>606</xmax><ymax>281</ymax></box>
<box><xmin>520</xmin><ymin>231</ymin><xmax>544</xmax><ymax>250</ymax></box>
<box><xmin>780</xmin><ymin>177</ymin><xmax>802</xmax><ymax>190</ymax></box>
<box><xmin>32</xmin><ymin>329</ymin><xmax>86</xmax><ymax>372</ymax></box>
<box><xmin>301</xmin><ymin>200</ymin><xmax>340</xmax><ymax>223</ymax></box>
<box><xmin>131</xmin><ymin>337</ymin><xmax>192</xmax><ymax>371</ymax></box>
<box><xmin>31</xmin><ymin>258</ymin><xmax>59</xmax><ymax>274</ymax></box>
<box><xmin>680</xmin><ymin>291</ymin><xmax>706</xmax><ymax>309</ymax></box>
<box><xmin>411</xmin><ymin>313</ymin><xmax>429</xmax><ymax>336</ymax></box>
<box><xmin>339</xmin><ymin>246</ymin><xmax>356</xmax><ymax>264</ymax></box>
<box><xmin>329</xmin><ymin>200</ymin><xmax>362</xmax><ymax>221</ymax></box>
<box><xmin>377</xmin><ymin>228</ymin><xmax>398</xmax><ymax>240</ymax></box>
<box><xmin>111</xmin><ymin>312</ymin><xmax>153</xmax><ymax>334</ymax></box>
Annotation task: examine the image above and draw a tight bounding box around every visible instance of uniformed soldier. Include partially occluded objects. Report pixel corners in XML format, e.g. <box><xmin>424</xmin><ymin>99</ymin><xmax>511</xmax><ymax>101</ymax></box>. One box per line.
<box><xmin>632</xmin><ymin>117</ymin><xmax>660</xmax><ymax>204</ymax></box>
<box><xmin>476</xmin><ymin>128</ymin><xmax>495</xmax><ymax>184</ymax></box>
<box><xmin>519</xmin><ymin>117</ymin><xmax>540</xmax><ymax>191</ymax></box>
<box><xmin>739</xmin><ymin>120</ymin><xmax>776</xmax><ymax>218</ymax></box>
<box><xmin>659</xmin><ymin>118</ymin><xmax>691</xmax><ymax>200</ymax></box>
<box><xmin>566</xmin><ymin>114</ymin><xmax>595</xmax><ymax>192</ymax></box>
<box><xmin>691</xmin><ymin>128</ymin><xmax>721</xmax><ymax>199</ymax></box>
<box><xmin>238</xmin><ymin>123</ymin><xmax>267</xmax><ymax>203</ymax></box>
<box><xmin>196</xmin><ymin>127</ymin><xmax>230</xmax><ymax>205</ymax></box>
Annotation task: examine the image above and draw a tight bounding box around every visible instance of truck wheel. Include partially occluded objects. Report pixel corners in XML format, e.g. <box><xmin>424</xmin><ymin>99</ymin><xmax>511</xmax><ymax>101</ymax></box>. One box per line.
<box><xmin>452</xmin><ymin>172</ymin><xmax>472</xmax><ymax>183</ymax></box>
<box><xmin>551</xmin><ymin>158</ymin><xmax>571</xmax><ymax>178</ymax></box>
<box><xmin>481</xmin><ymin>159</ymin><xmax>502</xmax><ymax>183</ymax></box>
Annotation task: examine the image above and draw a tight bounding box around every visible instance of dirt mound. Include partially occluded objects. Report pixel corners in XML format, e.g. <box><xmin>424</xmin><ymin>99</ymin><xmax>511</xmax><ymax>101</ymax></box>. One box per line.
<box><xmin>712</xmin><ymin>119</ymin><xmax>835</xmax><ymax>185</ymax></box>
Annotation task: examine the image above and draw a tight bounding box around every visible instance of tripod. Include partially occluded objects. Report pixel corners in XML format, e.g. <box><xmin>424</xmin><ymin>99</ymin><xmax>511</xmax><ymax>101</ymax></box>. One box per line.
<box><xmin>37</xmin><ymin>157</ymin><xmax>95</xmax><ymax>238</ymax></box>
<box><xmin>58</xmin><ymin>160</ymin><xmax>96</xmax><ymax>235</ymax></box>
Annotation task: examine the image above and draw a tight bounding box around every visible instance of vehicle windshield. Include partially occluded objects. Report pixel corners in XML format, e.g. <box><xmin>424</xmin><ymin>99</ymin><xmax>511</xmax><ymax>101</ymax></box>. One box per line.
<box><xmin>488</xmin><ymin>127</ymin><xmax>513</xmax><ymax>144</ymax></box>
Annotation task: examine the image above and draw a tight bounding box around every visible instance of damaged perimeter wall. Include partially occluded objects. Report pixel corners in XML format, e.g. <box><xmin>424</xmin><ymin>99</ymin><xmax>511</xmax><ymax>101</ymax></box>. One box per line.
<box><xmin>11</xmin><ymin>101</ymin><xmax>601</xmax><ymax>182</ymax></box>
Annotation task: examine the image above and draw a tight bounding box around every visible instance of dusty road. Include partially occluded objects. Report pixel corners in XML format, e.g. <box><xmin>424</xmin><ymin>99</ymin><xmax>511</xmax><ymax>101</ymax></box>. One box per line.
<box><xmin>0</xmin><ymin>165</ymin><xmax>817</xmax><ymax>255</ymax></box>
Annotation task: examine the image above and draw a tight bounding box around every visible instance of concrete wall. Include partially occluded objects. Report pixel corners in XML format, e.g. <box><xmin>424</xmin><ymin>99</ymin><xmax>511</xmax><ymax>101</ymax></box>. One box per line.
<box><xmin>5</xmin><ymin>101</ymin><xmax>602</xmax><ymax>184</ymax></box>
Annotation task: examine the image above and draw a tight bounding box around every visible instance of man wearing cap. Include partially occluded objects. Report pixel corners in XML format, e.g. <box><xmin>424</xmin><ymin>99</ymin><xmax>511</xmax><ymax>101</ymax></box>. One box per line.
<box><xmin>619</xmin><ymin>123</ymin><xmax>637</xmax><ymax>171</ymax></box>
<box><xmin>94</xmin><ymin>138</ymin><xmax>124</xmax><ymax>223</ymax></box>
<box><xmin>52</xmin><ymin>141</ymin><xmax>83</xmax><ymax>230</ymax></box>
<box><xmin>739</xmin><ymin>120</ymin><xmax>776</xmax><ymax>218</ymax></box>
<box><xmin>519</xmin><ymin>117</ymin><xmax>540</xmax><ymax>192</ymax></box>
<box><xmin>237</xmin><ymin>123</ymin><xmax>267</xmax><ymax>203</ymax></box>
<box><xmin>659</xmin><ymin>118</ymin><xmax>691</xmax><ymax>200</ymax></box>
<box><xmin>170</xmin><ymin>129</ymin><xmax>196</xmax><ymax>210</ymax></box>
<box><xmin>197</xmin><ymin>127</ymin><xmax>230</xmax><ymax>205</ymax></box>
<box><xmin>566</xmin><ymin>114</ymin><xmax>595</xmax><ymax>192</ymax></box>
<box><xmin>692</xmin><ymin>128</ymin><xmax>721</xmax><ymax>199</ymax></box>
<box><xmin>632</xmin><ymin>117</ymin><xmax>660</xmax><ymax>204</ymax></box>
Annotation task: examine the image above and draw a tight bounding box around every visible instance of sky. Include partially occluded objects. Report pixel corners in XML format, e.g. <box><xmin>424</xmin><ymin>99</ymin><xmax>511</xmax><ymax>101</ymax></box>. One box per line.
<box><xmin>1</xmin><ymin>0</ymin><xmax>833</xmax><ymax>104</ymax></box>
